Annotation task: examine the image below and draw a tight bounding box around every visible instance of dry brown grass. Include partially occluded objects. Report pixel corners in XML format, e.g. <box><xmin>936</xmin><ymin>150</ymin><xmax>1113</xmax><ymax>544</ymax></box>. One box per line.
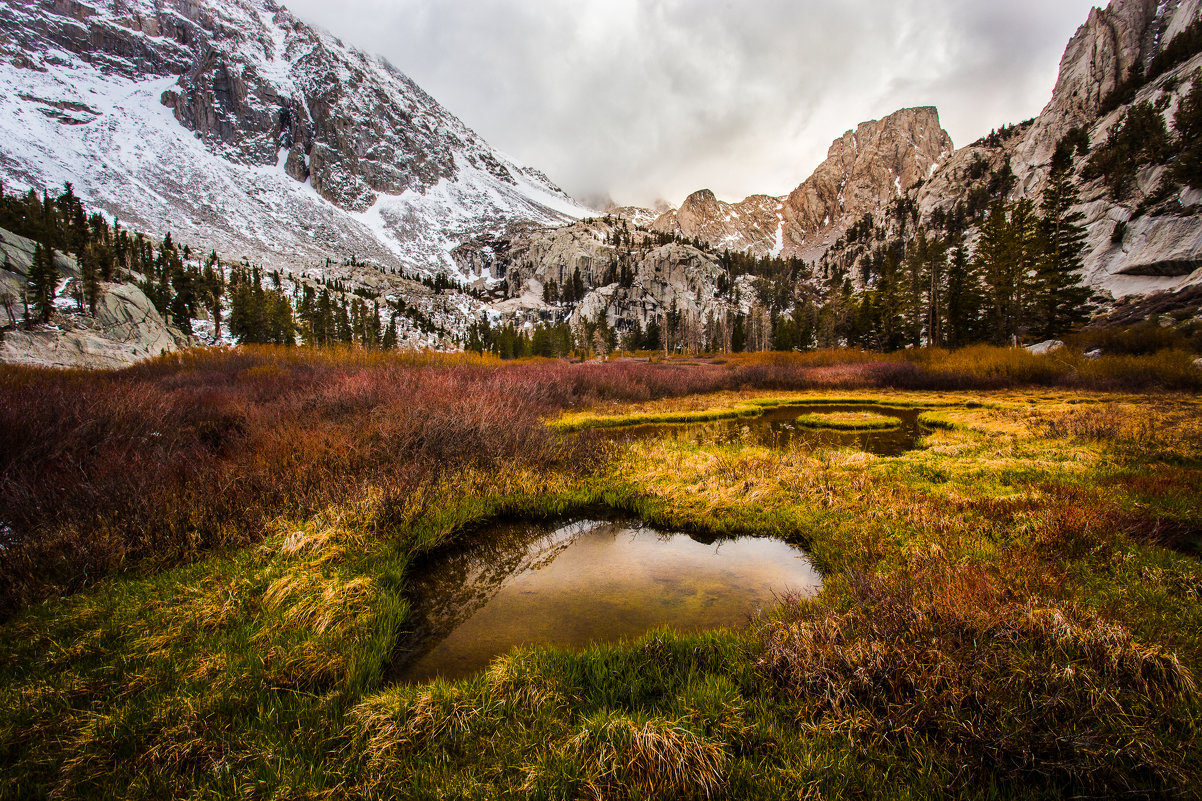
<box><xmin>564</xmin><ymin>711</ymin><xmax>729</xmax><ymax>800</ymax></box>
<box><xmin>1043</xmin><ymin>402</ymin><xmax>1202</xmax><ymax>461</ymax></box>
<box><xmin>758</xmin><ymin>553</ymin><xmax>1200</xmax><ymax>795</ymax></box>
<box><xmin>2</xmin><ymin>344</ymin><xmax>1196</xmax><ymax>616</ymax></box>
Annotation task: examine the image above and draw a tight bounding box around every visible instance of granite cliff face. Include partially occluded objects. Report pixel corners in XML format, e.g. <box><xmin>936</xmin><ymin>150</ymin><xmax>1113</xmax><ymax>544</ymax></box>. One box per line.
<box><xmin>653</xmin><ymin>107</ymin><xmax>953</xmax><ymax>263</ymax></box>
<box><xmin>0</xmin><ymin>0</ymin><xmax>586</xmax><ymax>276</ymax></box>
<box><xmin>0</xmin><ymin>227</ymin><xmax>191</xmax><ymax>369</ymax></box>
<box><xmin>653</xmin><ymin>0</ymin><xmax>1202</xmax><ymax>301</ymax></box>
<box><xmin>455</xmin><ymin>218</ymin><xmax>755</xmax><ymax>343</ymax></box>
<box><xmin>902</xmin><ymin>0</ymin><xmax>1202</xmax><ymax>298</ymax></box>
<box><xmin>1011</xmin><ymin>0</ymin><xmax>1180</xmax><ymax>186</ymax></box>
<box><xmin>1003</xmin><ymin>0</ymin><xmax>1202</xmax><ymax>296</ymax></box>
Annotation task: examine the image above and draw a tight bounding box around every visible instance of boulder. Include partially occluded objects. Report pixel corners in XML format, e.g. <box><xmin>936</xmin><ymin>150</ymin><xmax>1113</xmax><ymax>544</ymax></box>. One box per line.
<box><xmin>1026</xmin><ymin>340</ymin><xmax>1066</xmax><ymax>355</ymax></box>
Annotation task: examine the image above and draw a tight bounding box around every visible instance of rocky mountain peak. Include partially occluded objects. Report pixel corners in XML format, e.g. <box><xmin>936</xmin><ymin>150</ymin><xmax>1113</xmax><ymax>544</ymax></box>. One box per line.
<box><xmin>654</xmin><ymin>106</ymin><xmax>953</xmax><ymax>261</ymax></box>
<box><xmin>653</xmin><ymin>190</ymin><xmax>782</xmax><ymax>256</ymax></box>
<box><xmin>677</xmin><ymin>189</ymin><xmax>721</xmax><ymax>219</ymax></box>
<box><xmin>780</xmin><ymin>106</ymin><xmax>952</xmax><ymax>256</ymax></box>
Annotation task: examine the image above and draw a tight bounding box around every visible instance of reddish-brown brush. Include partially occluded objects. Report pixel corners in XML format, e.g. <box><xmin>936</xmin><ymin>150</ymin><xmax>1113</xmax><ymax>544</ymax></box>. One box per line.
<box><xmin>758</xmin><ymin>557</ymin><xmax>1199</xmax><ymax>795</ymax></box>
<box><xmin>1</xmin><ymin>344</ymin><xmax>1197</xmax><ymax>615</ymax></box>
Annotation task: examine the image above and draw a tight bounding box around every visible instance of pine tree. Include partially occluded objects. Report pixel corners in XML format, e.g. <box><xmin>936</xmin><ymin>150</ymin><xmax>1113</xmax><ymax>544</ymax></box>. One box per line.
<box><xmin>920</xmin><ymin>236</ymin><xmax>948</xmax><ymax>347</ymax></box>
<box><xmin>384</xmin><ymin>314</ymin><xmax>399</xmax><ymax>350</ymax></box>
<box><xmin>943</xmin><ymin>245</ymin><xmax>983</xmax><ymax>348</ymax></box>
<box><xmin>1006</xmin><ymin>198</ymin><xmax>1044</xmax><ymax>342</ymax></box>
<box><xmin>978</xmin><ymin>201</ymin><xmax>1040</xmax><ymax>345</ymax></box>
<box><xmin>730</xmin><ymin>314</ymin><xmax>746</xmax><ymax>353</ymax></box>
<box><xmin>870</xmin><ymin>250</ymin><xmax>907</xmax><ymax>351</ymax></box>
<box><xmin>80</xmin><ymin>243</ymin><xmax>101</xmax><ymax>316</ymax></box>
<box><xmin>1171</xmin><ymin>74</ymin><xmax>1202</xmax><ymax>190</ymax></box>
<box><xmin>27</xmin><ymin>242</ymin><xmax>58</xmax><ymax>324</ymax></box>
<box><xmin>383</xmin><ymin>316</ymin><xmax>399</xmax><ymax>350</ymax></box>
<box><xmin>1034</xmin><ymin>162</ymin><xmax>1093</xmax><ymax>339</ymax></box>
<box><xmin>624</xmin><ymin>318</ymin><xmax>644</xmax><ymax>353</ymax></box>
<box><xmin>202</xmin><ymin>253</ymin><xmax>225</xmax><ymax>342</ymax></box>
<box><xmin>902</xmin><ymin>246</ymin><xmax>924</xmax><ymax>348</ymax></box>
<box><xmin>269</xmin><ymin>293</ymin><xmax>295</xmax><ymax>345</ymax></box>
<box><xmin>643</xmin><ymin>316</ymin><xmax>662</xmax><ymax>352</ymax></box>
<box><xmin>571</xmin><ymin>268</ymin><xmax>585</xmax><ymax>303</ymax></box>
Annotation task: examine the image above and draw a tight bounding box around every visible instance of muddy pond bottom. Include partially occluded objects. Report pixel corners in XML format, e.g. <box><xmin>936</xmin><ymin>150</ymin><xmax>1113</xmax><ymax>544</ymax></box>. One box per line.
<box><xmin>601</xmin><ymin>404</ymin><xmax>925</xmax><ymax>455</ymax></box>
<box><xmin>393</xmin><ymin>519</ymin><xmax>821</xmax><ymax>683</ymax></box>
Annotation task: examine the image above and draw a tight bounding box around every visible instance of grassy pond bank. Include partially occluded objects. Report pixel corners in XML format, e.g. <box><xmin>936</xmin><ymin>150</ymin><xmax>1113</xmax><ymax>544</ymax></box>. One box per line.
<box><xmin>1</xmin><ymin>348</ymin><xmax>1200</xmax><ymax>799</ymax></box>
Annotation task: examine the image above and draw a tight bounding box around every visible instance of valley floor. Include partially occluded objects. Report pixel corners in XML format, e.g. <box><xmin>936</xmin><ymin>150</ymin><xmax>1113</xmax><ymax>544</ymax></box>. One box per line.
<box><xmin>1</xmin><ymin>352</ymin><xmax>1201</xmax><ymax>799</ymax></box>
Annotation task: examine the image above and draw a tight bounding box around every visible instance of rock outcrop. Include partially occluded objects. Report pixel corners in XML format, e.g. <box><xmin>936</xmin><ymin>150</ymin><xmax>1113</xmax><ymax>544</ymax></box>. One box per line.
<box><xmin>653</xmin><ymin>190</ymin><xmax>783</xmax><ymax>257</ymax></box>
<box><xmin>572</xmin><ymin>242</ymin><xmax>737</xmax><ymax>334</ymax></box>
<box><xmin>0</xmin><ymin>227</ymin><xmax>191</xmax><ymax>369</ymax></box>
<box><xmin>653</xmin><ymin>107</ymin><xmax>953</xmax><ymax>262</ymax></box>
<box><xmin>457</xmin><ymin>218</ymin><xmax>754</xmax><ymax>342</ymax></box>
<box><xmin>780</xmin><ymin>107</ymin><xmax>954</xmax><ymax>260</ymax></box>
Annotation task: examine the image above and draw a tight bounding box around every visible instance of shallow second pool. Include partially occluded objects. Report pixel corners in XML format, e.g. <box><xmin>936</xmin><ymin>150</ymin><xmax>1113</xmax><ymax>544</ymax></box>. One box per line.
<box><xmin>392</xmin><ymin>519</ymin><xmax>821</xmax><ymax>683</ymax></box>
<box><xmin>599</xmin><ymin>403</ymin><xmax>926</xmax><ymax>455</ymax></box>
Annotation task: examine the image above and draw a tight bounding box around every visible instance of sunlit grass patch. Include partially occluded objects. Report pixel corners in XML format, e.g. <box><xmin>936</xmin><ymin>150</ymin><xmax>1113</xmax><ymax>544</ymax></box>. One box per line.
<box><xmin>564</xmin><ymin>710</ymin><xmax>729</xmax><ymax>800</ymax></box>
<box><xmin>552</xmin><ymin>403</ymin><xmax>763</xmax><ymax>432</ymax></box>
<box><xmin>794</xmin><ymin>411</ymin><xmax>901</xmax><ymax>430</ymax></box>
<box><xmin>553</xmin><ymin>389</ymin><xmax>978</xmax><ymax>432</ymax></box>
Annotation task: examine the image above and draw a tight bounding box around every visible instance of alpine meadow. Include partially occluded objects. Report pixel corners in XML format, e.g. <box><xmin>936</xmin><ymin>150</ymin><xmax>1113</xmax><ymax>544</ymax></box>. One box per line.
<box><xmin>2</xmin><ymin>0</ymin><xmax>1202</xmax><ymax>799</ymax></box>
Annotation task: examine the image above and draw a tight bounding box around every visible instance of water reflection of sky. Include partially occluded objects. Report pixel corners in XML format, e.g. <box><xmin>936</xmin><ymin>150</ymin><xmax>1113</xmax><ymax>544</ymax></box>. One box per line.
<box><xmin>601</xmin><ymin>404</ymin><xmax>925</xmax><ymax>456</ymax></box>
<box><xmin>393</xmin><ymin>520</ymin><xmax>820</xmax><ymax>683</ymax></box>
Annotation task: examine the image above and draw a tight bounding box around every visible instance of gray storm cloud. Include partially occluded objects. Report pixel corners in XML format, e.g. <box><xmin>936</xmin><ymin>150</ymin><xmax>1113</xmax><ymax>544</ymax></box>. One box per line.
<box><xmin>284</xmin><ymin>0</ymin><xmax>1099</xmax><ymax>207</ymax></box>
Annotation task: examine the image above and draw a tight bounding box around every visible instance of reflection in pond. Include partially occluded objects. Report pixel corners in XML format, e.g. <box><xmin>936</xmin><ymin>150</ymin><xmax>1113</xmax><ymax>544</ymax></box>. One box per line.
<box><xmin>392</xmin><ymin>519</ymin><xmax>820</xmax><ymax>683</ymax></box>
<box><xmin>603</xmin><ymin>404</ymin><xmax>926</xmax><ymax>455</ymax></box>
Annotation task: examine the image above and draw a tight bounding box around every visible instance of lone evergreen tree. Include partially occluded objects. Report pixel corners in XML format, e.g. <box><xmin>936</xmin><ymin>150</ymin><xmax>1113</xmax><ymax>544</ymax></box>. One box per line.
<box><xmin>382</xmin><ymin>314</ymin><xmax>398</xmax><ymax>350</ymax></box>
<box><xmin>202</xmin><ymin>252</ymin><xmax>225</xmax><ymax>342</ymax></box>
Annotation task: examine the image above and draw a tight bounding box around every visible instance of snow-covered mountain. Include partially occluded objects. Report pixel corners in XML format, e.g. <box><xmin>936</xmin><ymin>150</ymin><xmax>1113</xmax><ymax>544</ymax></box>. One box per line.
<box><xmin>0</xmin><ymin>0</ymin><xmax>589</xmax><ymax>277</ymax></box>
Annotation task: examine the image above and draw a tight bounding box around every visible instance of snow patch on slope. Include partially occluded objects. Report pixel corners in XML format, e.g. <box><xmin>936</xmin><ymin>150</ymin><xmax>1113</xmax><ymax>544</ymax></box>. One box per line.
<box><xmin>0</xmin><ymin>0</ymin><xmax>590</xmax><ymax>280</ymax></box>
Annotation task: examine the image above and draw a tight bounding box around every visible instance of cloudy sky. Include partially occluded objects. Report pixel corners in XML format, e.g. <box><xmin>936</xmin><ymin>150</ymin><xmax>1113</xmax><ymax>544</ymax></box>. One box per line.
<box><xmin>286</xmin><ymin>0</ymin><xmax>1100</xmax><ymax>208</ymax></box>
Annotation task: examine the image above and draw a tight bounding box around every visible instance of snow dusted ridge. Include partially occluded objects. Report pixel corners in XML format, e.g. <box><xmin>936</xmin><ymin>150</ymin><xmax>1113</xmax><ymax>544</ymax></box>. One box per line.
<box><xmin>0</xmin><ymin>0</ymin><xmax>591</xmax><ymax>278</ymax></box>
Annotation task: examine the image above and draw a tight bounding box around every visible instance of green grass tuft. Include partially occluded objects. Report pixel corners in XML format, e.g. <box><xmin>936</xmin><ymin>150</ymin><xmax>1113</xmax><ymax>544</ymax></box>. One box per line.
<box><xmin>793</xmin><ymin>411</ymin><xmax>902</xmax><ymax>430</ymax></box>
